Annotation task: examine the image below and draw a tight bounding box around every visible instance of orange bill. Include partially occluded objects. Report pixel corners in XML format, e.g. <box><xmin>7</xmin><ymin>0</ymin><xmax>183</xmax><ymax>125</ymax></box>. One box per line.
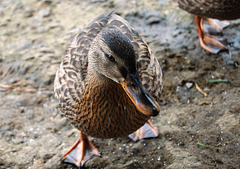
<box><xmin>120</xmin><ymin>73</ymin><xmax>160</xmax><ymax>117</ymax></box>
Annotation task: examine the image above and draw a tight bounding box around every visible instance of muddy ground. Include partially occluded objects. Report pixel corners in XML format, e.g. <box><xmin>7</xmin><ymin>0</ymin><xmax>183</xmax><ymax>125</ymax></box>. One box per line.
<box><xmin>0</xmin><ymin>0</ymin><xmax>239</xmax><ymax>169</ymax></box>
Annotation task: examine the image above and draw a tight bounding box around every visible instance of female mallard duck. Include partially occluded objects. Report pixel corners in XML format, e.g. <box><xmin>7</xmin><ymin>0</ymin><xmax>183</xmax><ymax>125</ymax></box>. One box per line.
<box><xmin>54</xmin><ymin>12</ymin><xmax>162</xmax><ymax>167</ymax></box>
<box><xmin>177</xmin><ymin>0</ymin><xmax>240</xmax><ymax>53</ymax></box>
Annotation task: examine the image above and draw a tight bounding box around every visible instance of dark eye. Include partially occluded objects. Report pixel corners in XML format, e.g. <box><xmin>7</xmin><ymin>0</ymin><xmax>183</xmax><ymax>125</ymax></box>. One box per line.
<box><xmin>105</xmin><ymin>53</ymin><xmax>115</xmax><ymax>62</ymax></box>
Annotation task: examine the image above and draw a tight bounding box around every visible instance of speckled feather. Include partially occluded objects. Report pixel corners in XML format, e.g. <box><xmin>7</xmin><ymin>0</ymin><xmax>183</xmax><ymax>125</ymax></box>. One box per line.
<box><xmin>178</xmin><ymin>0</ymin><xmax>240</xmax><ymax>20</ymax></box>
<box><xmin>54</xmin><ymin>12</ymin><xmax>162</xmax><ymax>138</ymax></box>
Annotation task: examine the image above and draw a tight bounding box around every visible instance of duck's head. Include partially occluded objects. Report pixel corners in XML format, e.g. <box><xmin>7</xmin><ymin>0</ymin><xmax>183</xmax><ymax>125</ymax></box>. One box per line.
<box><xmin>88</xmin><ymin>28</ymin><xmax>160</xmax><ymax>117</ymax></box>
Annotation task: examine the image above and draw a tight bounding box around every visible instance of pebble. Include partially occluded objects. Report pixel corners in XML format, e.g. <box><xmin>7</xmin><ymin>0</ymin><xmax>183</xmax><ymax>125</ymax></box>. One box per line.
<box><xmin>123</xmin><ymin>161</ymin><xmax>143</xmax><ymax>169</ymax></box>
<box><xmin>38</xmin><ymin>6</ymin><xmax>51</xmax><ymax>17</ymax></box>
<box><xmin>39</xmin><ymin>46</ymin><xmax>54</xmax><ymax>53</ymax></box>
<box><xmin>24</xmin><ymin>9</ymin><xmax>34</xmax><ymax>17</ymax></box>
<box><xmin>131</xmin><ymin>140</ymin><xmax>145</xmax><ymax>153</ymax></box>
<box><xmin>185</xmin><ymin>82</ymin><xmax>193</xmax><ymax>89</ymax></box>
<box><xmin>145</xmin><ymin>10</ymin><xmax>161</xmax><ymax>25</ymax></box>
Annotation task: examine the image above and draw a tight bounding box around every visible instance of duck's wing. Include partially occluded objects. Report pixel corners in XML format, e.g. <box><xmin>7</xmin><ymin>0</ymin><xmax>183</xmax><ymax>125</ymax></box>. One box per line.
<box><xmin>54</xmin><ymin>12</ymin><xmax>115</xmax><ymax>116</ymax></box>
<box><xmin>105</xmin><ymin>14</ymin><xmax>163</xmax><ymax>102</ymax></box>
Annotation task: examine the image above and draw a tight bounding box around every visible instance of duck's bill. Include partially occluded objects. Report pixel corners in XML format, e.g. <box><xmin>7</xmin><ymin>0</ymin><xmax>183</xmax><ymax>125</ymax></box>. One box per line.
<box><xmin>120</xmin><ymin>73</ymin><xmax>160</xmax><ymax>117</ymax></box>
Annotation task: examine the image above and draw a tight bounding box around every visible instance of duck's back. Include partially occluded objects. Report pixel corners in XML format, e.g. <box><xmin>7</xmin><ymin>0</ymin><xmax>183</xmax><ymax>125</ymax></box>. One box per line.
<box><xmin>178</xmin><ymin>0</ymin><xmax>240</xmax><ymax>20</ymax></box>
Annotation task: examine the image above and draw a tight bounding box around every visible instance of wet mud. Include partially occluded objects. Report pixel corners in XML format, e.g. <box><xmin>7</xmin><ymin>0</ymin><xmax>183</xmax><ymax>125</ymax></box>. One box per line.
<box><xmin>0</xmin><ymin>0</ymin><xmax>239</xmax><ymax>169</ymax></box>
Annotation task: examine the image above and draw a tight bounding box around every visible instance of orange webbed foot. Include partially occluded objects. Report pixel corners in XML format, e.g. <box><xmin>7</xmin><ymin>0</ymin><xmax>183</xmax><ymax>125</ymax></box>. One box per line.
<box><xmin>62</xmin><ymin>131</ymin><xmax>100</xmax><ymax>167</ymax></box>
<box><xmin>128</xmin><ymin>120</ymin><xmax>159</xmax><ymax>142</ymax></box>
<box><xmin>195</xmin><ymin>16</ymin><xmax>229</xmax><ymax>54</ymax></box>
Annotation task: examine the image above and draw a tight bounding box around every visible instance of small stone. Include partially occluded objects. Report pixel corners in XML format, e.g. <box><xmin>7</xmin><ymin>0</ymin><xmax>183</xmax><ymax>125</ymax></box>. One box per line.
<box><xmin>38</xmin><ymin>7</ymin><xmax>51</xmax><ymax>17</ymax></box>
<box><xmin>48</xmin><ymin>22</ymin><xmax>62</xmax><ymax>29</ymax></box>
<box><xmin>39</xmin><ymin>47</ymin><xmax>54</xmax><ymax>53</ymax></box>
<box><xmin>185</xmin><ymin>82</ymin><xmax>193</xmax><ymax>89</ymax></box>
<box><xmin>123</xmin><ymin>161</ymin><xmax>143</xmax><ymax>169</ymax></box>
<box><xmin>24</xmin><ymin>9</ymin><xmax>34</xmax><ymax>18</ymax></box>
<box><xmin>131</xmin><ymin>141</ymin><xmax>145</xmax><ymax>153</ymax></box>
<box><xmin>38</xmin><ymin>148</ymin><xmax>55</xmax><ymax>161</ymax></box>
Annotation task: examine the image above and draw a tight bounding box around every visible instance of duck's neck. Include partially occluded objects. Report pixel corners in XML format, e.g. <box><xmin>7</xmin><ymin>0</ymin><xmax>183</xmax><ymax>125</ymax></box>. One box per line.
<box><xmin>85</xmin><ymin>69</ymin><xmax>121</xmax><ymax>99</ymax></box>
<box><xmin>87</xmin><ymin>69</ymin><xmax>112</xmax><ymax>84</ymax></box>
<box><xmin>76</xmin><ymin>69</ymin><xmax>149</xmax><ymax>138</ymax></box>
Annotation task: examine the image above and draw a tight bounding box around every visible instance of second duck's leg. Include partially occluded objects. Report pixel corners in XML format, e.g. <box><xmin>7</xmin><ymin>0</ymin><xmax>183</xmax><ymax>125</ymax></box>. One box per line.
<box><xmin>195</xmin><ymin>16</ymin><xmax>227</xmax><ymax>54</ymax></box>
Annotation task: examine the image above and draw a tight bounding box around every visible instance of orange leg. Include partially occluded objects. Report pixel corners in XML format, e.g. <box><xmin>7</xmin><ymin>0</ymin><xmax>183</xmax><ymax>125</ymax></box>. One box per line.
<box><xmin>128</xmin><ymin>120</ymin><xmax>159</xmax><ymax>142</ymax></box>
<box><xmin>195</xmin><ymin>16</ymin><xmax>228</xmax><ymax>54</ymax></box>
<box><xmin>62</xmin><ymin>131</ymin><xmax>100</xmax><ymax>167</ymax></box>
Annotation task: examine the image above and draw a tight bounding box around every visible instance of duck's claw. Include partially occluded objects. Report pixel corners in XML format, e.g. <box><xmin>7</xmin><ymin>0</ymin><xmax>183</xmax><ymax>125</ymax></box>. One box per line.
<box><xmin>195</xmin><ymin>16</ymin><xmax>229</xmax><ymax>54</ymax></box>
<box><xmin>128</xmin><ymin>120</ymin><xmax>159</xmax><ymax>142</ymax></box>
<box><xmin>62</xmin><ymin>132</ymin><xmax>100</xmax><ymax>168</ymax></box>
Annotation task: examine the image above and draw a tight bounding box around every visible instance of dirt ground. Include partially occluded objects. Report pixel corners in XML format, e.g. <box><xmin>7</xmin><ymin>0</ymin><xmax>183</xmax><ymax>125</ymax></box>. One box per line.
<box><xmin>0</xmin><ymin>0</ymin><xmax>239</xmax><ymax>169</ymax></box>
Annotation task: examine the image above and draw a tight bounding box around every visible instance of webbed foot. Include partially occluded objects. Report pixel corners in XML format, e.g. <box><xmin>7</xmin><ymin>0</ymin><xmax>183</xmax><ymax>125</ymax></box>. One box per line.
<box><xmin>129</xmin><ymin>120</ymin><xmax>159</xmax><ymax>142</ymax></box>
<box><xmin>62</xmin><ymin>131</ymin><xmax>100</xmax><ymax>167</ymax></box>
<box><xmin>195</xmin><ymin>16</ymin><xmax>229</xmax><ymax>54</ymax></box>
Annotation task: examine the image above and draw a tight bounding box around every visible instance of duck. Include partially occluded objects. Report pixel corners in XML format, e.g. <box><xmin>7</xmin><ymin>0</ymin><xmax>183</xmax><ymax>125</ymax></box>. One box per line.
<box><xmin>177</xmin><ymin>0</ymin><xmax>240</xmax><ymax>54</ymax></box>
<box><xmin>54</xmin><ymin>12</ymin><xmax>163</xmax><ymax>168</ymax></box>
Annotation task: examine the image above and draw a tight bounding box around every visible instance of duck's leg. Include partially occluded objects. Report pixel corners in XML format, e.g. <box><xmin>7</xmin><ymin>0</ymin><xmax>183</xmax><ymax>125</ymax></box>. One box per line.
<box><xmin>62</xmin><ymin>131</ymin><xmax>100</xmax><ymax>167</ymax></box>
<box><xmin>128</xmin><ymin>120</ymin><xmax>159</xmax><ymax>142</ymax></box>
<box><xmin>195</xmin><ymin>16</ymin><xmax>228</xmax><ymax>54</ymax></box>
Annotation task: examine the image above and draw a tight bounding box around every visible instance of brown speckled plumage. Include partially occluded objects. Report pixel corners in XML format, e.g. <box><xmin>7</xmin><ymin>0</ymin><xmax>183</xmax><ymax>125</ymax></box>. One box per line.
<box><xmin>54</xmin><ymin>12</ymin><xmax>162</xmax><ymax>139</ymax></box>
<box><xmin>178</xmin><ymin>0</ymin><xmax>240</xmax><ymax>20</ymax></box>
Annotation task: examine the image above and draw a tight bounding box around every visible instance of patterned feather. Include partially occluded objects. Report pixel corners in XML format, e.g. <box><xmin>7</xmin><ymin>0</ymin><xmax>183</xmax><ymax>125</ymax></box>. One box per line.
<box><xmin>54</xmin><ymin>12</ymin><xmax>162</xmax><ymax>138</ymax></box>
